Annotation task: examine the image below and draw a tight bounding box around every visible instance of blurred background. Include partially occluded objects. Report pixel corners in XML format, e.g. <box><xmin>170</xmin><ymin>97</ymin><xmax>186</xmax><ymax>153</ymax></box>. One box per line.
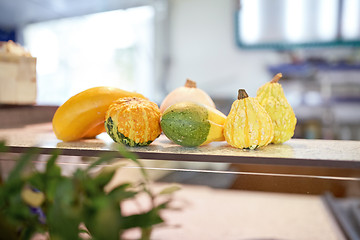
<box><xmin>0</xmin><ymin>0</ymin><xmax>360</xmax><ymax>140</ymax></box>
<box><xmin>2</xmin><ymin>4</ymin><xmax>360</xmax><ymax>230</ymax></box>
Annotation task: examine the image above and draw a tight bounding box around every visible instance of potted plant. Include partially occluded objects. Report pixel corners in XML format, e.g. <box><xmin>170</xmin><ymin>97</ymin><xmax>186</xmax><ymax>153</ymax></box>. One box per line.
<box><xmin>0</xmin><ymin>142</ymin><xmax>180</xmax><ymax>240</ymax></box>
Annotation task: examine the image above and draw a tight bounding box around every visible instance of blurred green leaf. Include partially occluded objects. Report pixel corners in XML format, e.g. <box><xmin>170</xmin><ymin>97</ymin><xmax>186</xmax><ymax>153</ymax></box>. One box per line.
<box><xmin>44</xmin><ymin>177</ymin><xmax>63</xmax><ymax>204</ymax></box>
<box><xmin>92</xmin><ymin>162</ymin><xmax>126</xmax><ymax>190</ymax></box>
<box><xmin>48</xmin><ymin>205</ymin><xmax>81</xmax><ymax>240</ymax></box>
<box><xmin>116</xmin><ymin>144</ymin><xmax>138</xmax><ymax>162</ymax></box>
<box><xmin>47</xmin><ymin>178</ymin><xmax>81</xmax><ymax>240</ymax></box>
<box><xmin>0</xmin><ymin>141</ymin><xmax>8</xmax><ymax>152</ymax></box>
<box><xmin>116</xmin><ymin>144</ymin><xmax>149</xmax><ymax>181</ymax></box>
<box><xmin>159</xmin><ymin>185</ymin><xmax>181</xmax><ymax>195</ymax></box>
<box><xmin>86</xmin><ymin>152</ymin><xmax>118</xmax><ymax>171</ymax></box>
<box><xmin>108</xmin><ymin>183</ymin><xmax>137</xmax><ymax>201</ymax></box>
<box><xmin>7</xmin><ymin>192</ymin><xmax>32</xmax><ymax>220</ymax></box>
<box><xmin>83</xmin><ymin>196</ymin><xmax>122</xmax><ymax>240</ymax></box>
<box><xmin>45</xmin><ymin>150</ymin><xmax>61</xmax><ymax>178</ymax></box>
<box><xmin>122</xmin><ymin>202</ymin><xmax>168</xmax><ymax>230</ymax></box>
<box><xmin>28</xmin><ymin>173</ymin><xmax>45</xmax><ymax>191</ymax></box>
<box><xmin>7</xmin><ymin>148</ymin><xmax>38</xmax><ymax>183</ymax></box>
<box><xmin>0</xmin><ymin>214</ymin><xmax>18</xmax><ymax>240</ymax></box>
<box><xmin>0</xmin><ymin>188</ymin><xmax>5</xmax><ymax>208</ymax></box>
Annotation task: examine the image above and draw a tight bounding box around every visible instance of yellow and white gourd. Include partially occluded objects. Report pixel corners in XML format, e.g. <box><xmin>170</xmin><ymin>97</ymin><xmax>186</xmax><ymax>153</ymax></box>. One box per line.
<box><xmin>224</xmin><ymin>89</ymin><xmax>274</xmax><ymax>149</ymax></box>
<box><xmin>160</xmin><ymin>79</ymin><xmax>216</xmax><ymax>113</ymax></box>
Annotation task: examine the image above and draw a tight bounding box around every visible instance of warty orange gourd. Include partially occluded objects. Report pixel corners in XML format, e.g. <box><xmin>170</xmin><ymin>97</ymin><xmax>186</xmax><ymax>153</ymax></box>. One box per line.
<box><xmin>105</xmin><ymin>97</ymin><xmax>162</xmax><ymax>146</ymax></box>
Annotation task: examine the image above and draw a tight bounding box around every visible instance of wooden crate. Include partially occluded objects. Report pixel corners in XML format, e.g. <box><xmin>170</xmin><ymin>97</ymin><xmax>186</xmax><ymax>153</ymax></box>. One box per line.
<box><xmin>0</xmin><ymin>53</ymin><xmax>37</xmax><ymax>105</ymax></box>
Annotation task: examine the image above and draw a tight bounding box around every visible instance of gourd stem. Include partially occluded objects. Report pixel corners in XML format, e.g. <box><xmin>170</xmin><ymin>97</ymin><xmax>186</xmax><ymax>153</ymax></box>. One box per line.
<box><xmin>238</xmin><ymin>89</ymin><xmax>249</xmax><ymax>100</ymax></box>
<box><xmin>270</xmin><ymin>73</ymin><xmax>282</xmax><ymax>83</ymax></box>
<box><xmin>185</xmin><ymin>79</ymin><xmax>197</xmax><ymax>88</ymax></box>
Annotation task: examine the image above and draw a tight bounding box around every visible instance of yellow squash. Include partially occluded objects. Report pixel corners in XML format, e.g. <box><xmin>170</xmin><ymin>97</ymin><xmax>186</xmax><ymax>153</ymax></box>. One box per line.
<box><xmin>224</xmin><ymin>89</ymin><xmax>274</xmax><ymax>149</ymax></box>
<box><xmin>256</xmin><ymin>73</ymin><xmax>297</xmax><ymax>143</ymax></box>
<box><xmin>52</xmin><ymin>87</ymin><xmax>146</xmax><ymax>142</ymax></box>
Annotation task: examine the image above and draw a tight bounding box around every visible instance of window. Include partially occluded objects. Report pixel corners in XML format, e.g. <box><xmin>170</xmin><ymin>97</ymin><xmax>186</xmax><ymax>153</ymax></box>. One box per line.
<box><xmin>236</xmin><ymin>0</ymin><xmax>360</xmax><ymax>49</ymax></box>
<box><xmin>23</xmin><ymin>6</ymin><xmax>155</xmax><ymax>105</ymax></box>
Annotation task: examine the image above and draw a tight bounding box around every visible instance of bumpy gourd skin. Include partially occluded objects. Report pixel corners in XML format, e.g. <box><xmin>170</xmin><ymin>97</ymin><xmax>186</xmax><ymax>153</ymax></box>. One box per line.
<box><xmin>256</xmin><ymin>73</ymin><xmax>297</xmax><ymax>144</ymax></box>
<box><xmin>224</xmin><ymin>90</ymin><xmax>274</xmax><ymax>149</ymax></box>
<box><xmin>105</xmin><ymin>97</ymin><xmax>161</xmax><ymax>146</ymax></box>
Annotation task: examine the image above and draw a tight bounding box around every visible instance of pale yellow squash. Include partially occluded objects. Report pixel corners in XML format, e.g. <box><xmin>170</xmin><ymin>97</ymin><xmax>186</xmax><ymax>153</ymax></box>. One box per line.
<box><xmin>256</xmin><ymin>73</ymin><xmax>297</xmax><ymax>144</ymax></box>
<box><xmin>224</xmin><ymin>89</ymin><xmax>274</xmax><ymax>149</ymax></box>
<box><xmin>52</xmin><ymin>87</ymin><xmax>146</xmax><ymax>142</ymax></box>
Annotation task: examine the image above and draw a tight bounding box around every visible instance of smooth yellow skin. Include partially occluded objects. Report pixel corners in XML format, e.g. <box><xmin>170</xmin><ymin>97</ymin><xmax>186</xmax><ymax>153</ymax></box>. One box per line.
<box><xmin>52</xmin><ymin>87</ymin><xmax>146</xmax><ymax>141</ymax></box>
<box><xmin>224</xmin><ymin>96</ymin><xmax>274</xmax><ymax>149</ymax></box>
<box><xmin>206</xmin><ymin>105</ymin><xmax>226</xmax><ymax>125</ymax></box>
<box><xmin>256</xmin><ymin>75</ymin><xmax>297</xmax><ymax>144</ymax></box>
<box><xmin>202</xmin><ymin>121</ymin><xmax>225</xmax><ymax>145</ymax></box>
<box><xmin>202</xmin><ymin>105</ymin><xmax>226</xmax><ymax>145</ymax></box>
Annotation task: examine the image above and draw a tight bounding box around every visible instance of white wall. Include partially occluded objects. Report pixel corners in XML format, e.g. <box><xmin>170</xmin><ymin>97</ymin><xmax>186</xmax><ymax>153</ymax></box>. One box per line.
<box><xmin>166</xmin><ymin>0</ymin><xmax>283</xmax><ymax>100</ymax></box>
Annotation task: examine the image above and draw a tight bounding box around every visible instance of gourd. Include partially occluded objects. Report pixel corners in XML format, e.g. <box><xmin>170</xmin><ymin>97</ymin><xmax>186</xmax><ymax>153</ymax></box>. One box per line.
<box><xmin>224</xmin><ymin>89</ymin><xmax>274</xmax><ymax>149</ymax></box>
<box><xmin>105</xmin><ymin>97</ymin><xmax>161</xmax><ymax>147</ymax></box>
<box><xmin>159</xmin><ymin>79</ymin><xmax>216</xmax><ymax>113</ymax></box>
<box><xmin>52</xmin><ymin>87</ymin><xmax>146</xmax><ymax>142</ymax></box>
<box><xmin>256</xmin><ymin>73</ymin><xmax>297</xmax><ymax>144</ymax></box>
<box><xmin>160</xmin><ymin>102</ymin><xmax>226</xmax><ymax>147</ymax></box>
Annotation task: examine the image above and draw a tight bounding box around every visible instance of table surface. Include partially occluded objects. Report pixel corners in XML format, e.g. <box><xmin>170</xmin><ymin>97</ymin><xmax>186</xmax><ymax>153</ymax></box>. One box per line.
<box><xmin>1</xmin><ymin>123</ymin><xmax>360</xmax><ymax>169</ymax></box>
<box><xmin>121</xmin><ymin>183</ymin><xmax>345</xmax><ymax>240</ymax></box>
<box><xmin>27</xmin><ymin>183</ymin><xmax>345</xmax><ymax>240</ymax></box>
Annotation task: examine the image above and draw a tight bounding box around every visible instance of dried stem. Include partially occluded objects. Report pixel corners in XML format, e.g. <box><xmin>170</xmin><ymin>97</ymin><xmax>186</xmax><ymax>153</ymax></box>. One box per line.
<box><xmin>237</xmin><ymin>89</ymin><xmax>249</xmax><ymax>100</ymax></box>
<box><xmin>185</xmin><ymin>79</ymin><xmax>197</xmax><ymax>88</ymax></box>
<box><xmin>270</xmin><ymin>73</ymin><xmax>283</xmax><ymax>83</ymax></box>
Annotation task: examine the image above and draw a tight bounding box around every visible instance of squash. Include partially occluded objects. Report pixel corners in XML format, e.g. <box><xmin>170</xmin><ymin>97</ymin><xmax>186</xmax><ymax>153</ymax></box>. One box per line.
<box><xmin>224</xmin><ymin>89</ymin><xmax>274</xmax><ymax>149</ymax></box>
<box><xmin>52</xmin><ymin>87</ymin><xmax>146</xmax><ymax>142</ymax></box>
<box><xmin>105</xmin><ymin>97</ymin><xmax>161</xmax><ymax>146</ymax></box>
<box><xmin>160</xmin><ymin>102</ymin><xmax>226</xmax><ymax>147</ymax></box>
<box><xmin>52</xmin><ymin>86</ymin><xmax>146</xmax><ymax>142</ymax></box>
<box><xmin>159</xmin><ymin>79</ymin><xmax>216</xmax><ymax>113</ymax></box>
<box><xmin>256</xmin><ymin>73</ymin><xmax>297</xmax><ymax>143</ymax></box>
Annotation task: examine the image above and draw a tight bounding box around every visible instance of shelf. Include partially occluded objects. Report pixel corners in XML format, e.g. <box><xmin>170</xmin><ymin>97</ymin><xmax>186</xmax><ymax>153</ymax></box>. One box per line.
<box><xmin>0</xmin><ymin>124</ymin><xmax>356</xmax><ymax>239</ymax></box>
<box><xmin>0</xmin><ymin>123</ymin><xmax>360</xmax><ymax>170</ymax></box>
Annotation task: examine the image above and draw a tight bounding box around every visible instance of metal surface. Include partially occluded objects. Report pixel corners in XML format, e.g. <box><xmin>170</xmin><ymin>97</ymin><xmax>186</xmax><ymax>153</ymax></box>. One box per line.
<box><xmin>0</xmin><ymin>123</ymin><xmax>360</xmax><ymax>169</ymax></box>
